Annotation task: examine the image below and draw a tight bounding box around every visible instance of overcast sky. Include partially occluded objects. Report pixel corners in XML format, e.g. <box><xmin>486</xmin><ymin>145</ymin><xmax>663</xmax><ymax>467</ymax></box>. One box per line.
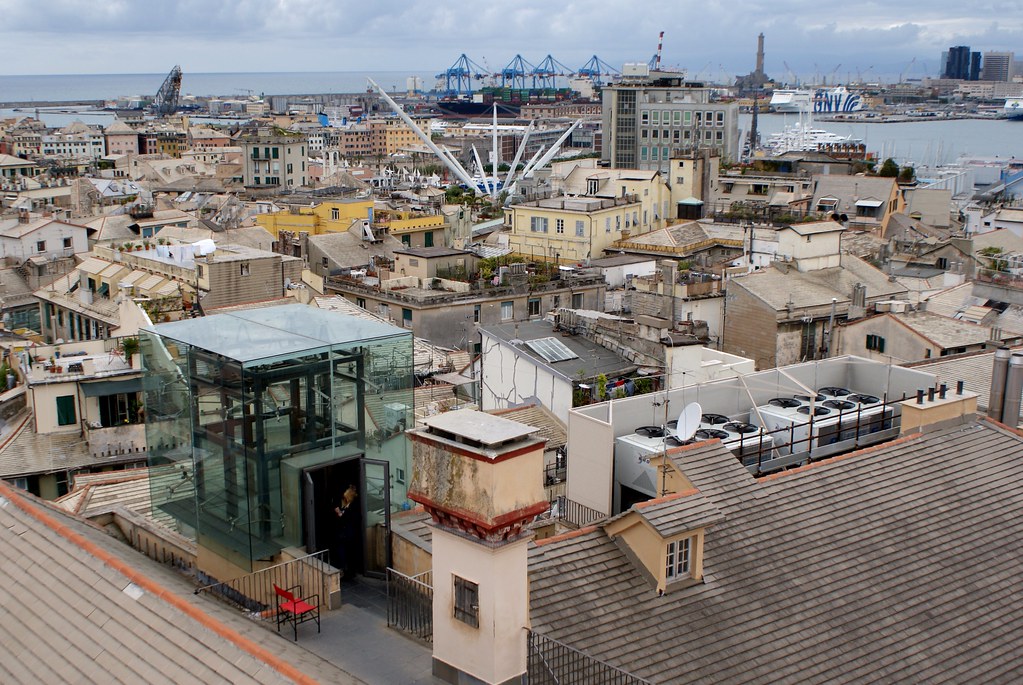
<box><xmin>2</xmin><ymin>0</ymin><xmax>1021</xmax><ymax>82</ymax></box>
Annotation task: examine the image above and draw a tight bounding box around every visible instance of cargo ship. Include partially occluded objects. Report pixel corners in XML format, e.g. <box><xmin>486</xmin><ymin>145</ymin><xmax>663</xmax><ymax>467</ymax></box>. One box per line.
<box><xmin>434</xmin><ymin>86</ymin><xmax>577</xmax><ymax>118</ymax></box>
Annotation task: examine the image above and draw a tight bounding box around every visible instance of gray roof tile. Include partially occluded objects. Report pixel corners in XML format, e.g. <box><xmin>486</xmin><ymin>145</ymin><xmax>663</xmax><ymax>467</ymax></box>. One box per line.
<box><xmin>529</xmin><ymin>421</ymin><xmax>1023</xmax><ymax>684</ymax></box>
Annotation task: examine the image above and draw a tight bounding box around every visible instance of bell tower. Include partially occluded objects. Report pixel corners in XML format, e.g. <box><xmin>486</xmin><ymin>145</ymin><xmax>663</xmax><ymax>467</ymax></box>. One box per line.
<box><xmin>408</xmin><ymin>410</ymin><xmax>548</xmax><ymax>685</ymax></box>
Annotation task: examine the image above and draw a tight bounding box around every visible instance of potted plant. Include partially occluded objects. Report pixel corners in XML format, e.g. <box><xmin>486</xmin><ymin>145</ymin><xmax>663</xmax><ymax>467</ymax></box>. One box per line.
<box><xmin>121</xmin><ymin>336</ymin><xmax>140</xmax><ymax>367</ymax></box>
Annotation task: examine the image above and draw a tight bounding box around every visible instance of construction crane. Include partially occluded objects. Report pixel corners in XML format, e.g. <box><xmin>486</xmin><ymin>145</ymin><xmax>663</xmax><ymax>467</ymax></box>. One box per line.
<box><xmin>782</xmin><ymin>61</ymin><xmax>799</xmax><ymax>87</ymax></box>
<box><xmin>648</xmin><ymin>31</ymin><xmax>665</xmax><ymax>71</ymax></box>
<box><xmin>828</xmin><ymin>63</ymin><xmax>842</xmax><ymax>85</ymax></box>
<box><xmin>898</xmin><ymin>57</ymin><xmax>916</xmax><ymax>84</ymax></box>
<box><xmin>576</xmin><ymin>55</ymin><xmax>619</xmax><ymax>87</ymax></box>
<box><xmin>153</xmin><ymin>65</ymin><xmax>182</xmax><ymax>116</ymax></box>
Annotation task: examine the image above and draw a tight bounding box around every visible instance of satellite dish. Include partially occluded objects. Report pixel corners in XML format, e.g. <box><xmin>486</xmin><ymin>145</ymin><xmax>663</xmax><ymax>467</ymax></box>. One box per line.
<box><xmin>674</xmin><ymin>402</ymin><xmax>703</xmax><ymax>442</ymax></box>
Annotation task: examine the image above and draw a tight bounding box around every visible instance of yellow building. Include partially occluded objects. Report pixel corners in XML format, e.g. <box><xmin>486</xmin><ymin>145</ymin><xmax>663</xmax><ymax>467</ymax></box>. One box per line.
<box><xmin>381</xmin><ymin>116</ymin><xmax>433</xmax><ymax>155</ymax></box>
<box><xmin>256</xmin><ymin>199</ymin><xmax>374</xmax><ymax>239</ymax></box>
<box><xmin>507</xmin><ymin>195</ymin><xmax>643</xmax><ymax>264</ymax></box>
<box><xmin>561</xmin><ymin>166</ymin><xmax>673</xmax><ymax>234</ymax></box>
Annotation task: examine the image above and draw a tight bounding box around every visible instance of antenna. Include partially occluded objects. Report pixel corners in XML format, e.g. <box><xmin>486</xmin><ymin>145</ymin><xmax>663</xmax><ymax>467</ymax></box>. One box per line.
<box><xmin>674</xmin><ymin>402</ymin><xmax>703</xmax><ymax>441</ymax></box>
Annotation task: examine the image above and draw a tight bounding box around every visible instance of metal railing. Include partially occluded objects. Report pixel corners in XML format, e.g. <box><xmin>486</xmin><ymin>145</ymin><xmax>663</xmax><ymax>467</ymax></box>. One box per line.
<box><xmin>387</xmin><ymin>568</ymin><xmax>433</xmax><ymax>642</ymax></box>
<box><xmin>527</xmin><ymin>630</ymin><xmax>653</xmax><ymax>685</ymax></box>
<box><xmin>733</xmin><ymin>396</ymin><xmax>905</xmax><ymax>476</ymax></box>
<box><xmin>550</xmin><ymin>495</ymin><xmax>606</xmax><ymax>528</ymax></box>
<box><xmin>194</xmin><ymin>550</ymin><xmax>334</xmax><ymax>619</ymax></box>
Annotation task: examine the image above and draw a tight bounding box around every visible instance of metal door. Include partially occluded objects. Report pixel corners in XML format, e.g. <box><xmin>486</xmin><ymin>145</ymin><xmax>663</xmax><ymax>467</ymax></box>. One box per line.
<box><xmin>360</xmin><ymin>458</ymin><xmax>391</xmax><ymax>577</ymax></box>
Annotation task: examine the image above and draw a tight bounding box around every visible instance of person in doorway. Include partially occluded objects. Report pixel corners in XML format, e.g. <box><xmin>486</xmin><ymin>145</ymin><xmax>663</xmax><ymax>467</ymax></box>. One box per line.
<box><xmin>334</xmin><ymin>484</ymin><xmax>359</xmax><ymax>577</ymax></box>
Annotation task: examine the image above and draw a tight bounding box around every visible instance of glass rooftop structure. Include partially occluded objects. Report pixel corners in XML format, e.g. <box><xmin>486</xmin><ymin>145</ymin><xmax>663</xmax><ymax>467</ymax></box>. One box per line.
<box><xmin>141</xmin><ymin>304</ymin><xmax>413</xmax><ymax>573</ymax></box>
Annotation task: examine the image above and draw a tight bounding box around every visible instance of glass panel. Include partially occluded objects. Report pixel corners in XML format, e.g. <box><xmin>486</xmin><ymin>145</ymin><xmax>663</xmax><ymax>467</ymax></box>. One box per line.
<box><xmin>362</xmin><ymin>459</ymin><xmax>390</xmax><ymax>576</ymax></box>
<box><xmin>143</xmin><ymin>312</ymin><xmax>414</xmax><ymax>571</ymax></box>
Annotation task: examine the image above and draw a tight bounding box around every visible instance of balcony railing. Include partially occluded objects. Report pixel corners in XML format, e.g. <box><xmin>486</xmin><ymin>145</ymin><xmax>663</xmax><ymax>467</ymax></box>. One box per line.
<box><xmin>194</xmin><ymin>550</ymin><xmax>335</xmax><ymax>618</ymax></box>
<box><xmin>527</xmin><ymin>630</ymin><xmax>653</xmax><ymax>685</ymax></box>
<box><xmin>387</xmin><ymin>568</ymin><xmax>433</xmax><ymax>642</ymax></box>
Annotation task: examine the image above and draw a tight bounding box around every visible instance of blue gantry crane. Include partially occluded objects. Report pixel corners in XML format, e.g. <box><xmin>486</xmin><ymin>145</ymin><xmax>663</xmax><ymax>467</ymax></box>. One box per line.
<box><xmin>577</xmin><ymin>55</ymin><xmax>620</xmax><ymax>87</ymax></box>
<box><xmin>435</xmin><ymin>54</ymin><xmax>488</xmax><ymax>97</ymax></box>
<box><xmin>501</xmin><ymin>55</ymin><xmax>535</xmax><ymax>89</ymax></box>
<box><xmin>531</xmin><ymin>55</ymin><xmax>574</xmax><ymax>89</ymax></box>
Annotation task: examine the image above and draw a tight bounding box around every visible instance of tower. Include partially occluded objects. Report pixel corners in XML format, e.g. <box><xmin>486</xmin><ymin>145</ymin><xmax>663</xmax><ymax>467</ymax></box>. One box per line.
<box><xmin>756</xmin><ymin>33</ymin><xmax>765</xmax><ymax>77</ymax></box>
<box><xmin>408</xmin><ymin>411</ymin><xmax>548</xmax><ymax>685</ymax></box>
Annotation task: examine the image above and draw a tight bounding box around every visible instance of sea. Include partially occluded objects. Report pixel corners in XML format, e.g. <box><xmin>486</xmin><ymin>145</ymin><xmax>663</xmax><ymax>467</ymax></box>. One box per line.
<box><xmin>1</xmin><ymin>71</ymin><xmax>1021</xmax><ymax>166</ymax></box>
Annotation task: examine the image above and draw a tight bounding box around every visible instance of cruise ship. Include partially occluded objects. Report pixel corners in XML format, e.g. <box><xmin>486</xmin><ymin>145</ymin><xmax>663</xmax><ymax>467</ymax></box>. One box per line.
<box><xmin>770</xmin><ymin>87</ymin><xmax>864</xmax><ymax>114</ymax></box>
<box><xmin>1004</xmin><ymin>97</ymin><xmax>1023</xmax><ymax>120</ymax></box>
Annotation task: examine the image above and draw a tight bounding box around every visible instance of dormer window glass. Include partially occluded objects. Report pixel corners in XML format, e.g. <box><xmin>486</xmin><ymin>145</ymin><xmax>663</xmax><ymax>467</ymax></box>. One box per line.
<box><xmin>666</xmin><ymin>536</ymin><xmax>692</xmax><ymax>580</ymax></box>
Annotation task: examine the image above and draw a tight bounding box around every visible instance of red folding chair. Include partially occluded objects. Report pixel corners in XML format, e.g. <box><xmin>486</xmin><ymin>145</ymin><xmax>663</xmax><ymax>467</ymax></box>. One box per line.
<box><xmin>273</xmin><ymin>583</ymin><xmax>320</xmax><ymax>641</ymax></box>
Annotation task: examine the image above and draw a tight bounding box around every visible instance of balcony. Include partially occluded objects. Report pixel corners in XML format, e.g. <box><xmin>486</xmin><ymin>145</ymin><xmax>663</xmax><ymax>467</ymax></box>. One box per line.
<box><xmin>86</xmin><ymin>422</ymin><xmax>147</xmax><ymax>460</ymax></box>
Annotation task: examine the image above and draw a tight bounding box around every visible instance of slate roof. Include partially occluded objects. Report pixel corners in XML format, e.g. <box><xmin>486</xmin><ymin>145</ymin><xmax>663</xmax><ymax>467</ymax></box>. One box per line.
<box><xmin>922</xmin><ymin>282</ymin><xmax>982</xmax><ymax>319</ymax></box>
<box><xmin>0</xmin><ymin>412</ymin><xmax>128</xmax><ymax>478</ymax></box>
<box><xmin>889</xmin><ymin>310</ymin><xmax>993</xmax><ymax>349</ymax></box>
<box><xmin>528</xmin><ymin>421</ymin><xmax>1023</xmax><ymax>684</ymax></box>
<box><xmin>632</xmin><ymin>488</ymin><xmax>724</xmax><ymax>537</ymax></box>
<box><xmin>488</xmin><ymin>403</ymin><xmax>567</xmax><ymax>450</ymax></box>
<box><xmin>0</xmin><ymin>481</ymin><xmax>360</xmax><ymax>684</ymax></box>
<box><xmin>906</xmin><ymin>346</ymin><xmax>1023</xmax><ymax>414</ymax></box>
<box><xmin>730</xmin><ymin>254</ymin><xmax>907</xmax><ymax>311</ymax></box>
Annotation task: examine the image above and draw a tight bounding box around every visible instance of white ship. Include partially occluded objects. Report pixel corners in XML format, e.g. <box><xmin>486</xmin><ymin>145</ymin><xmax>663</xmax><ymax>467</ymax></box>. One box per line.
<box><xmin>770</xmin><ymin>86</ymin><xmax>864</xmax><ymax>114</ymax></box>
<box><xmin>1004</xmin><ymin>97</ymin><xmax>1023</xmax><ymax>120</ymax></box>
<box><xmin>762</xmin><ymin>118</ymin><xmax>863</xmax><ymax>155</ymax></box>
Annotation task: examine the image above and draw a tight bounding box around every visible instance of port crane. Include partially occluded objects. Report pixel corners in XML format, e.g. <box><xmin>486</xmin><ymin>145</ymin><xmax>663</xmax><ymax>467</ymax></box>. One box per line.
<box><xmin>436</xmin><ymin>54</ymin><xmax>488</xmax><ymax>97</ymax></box>
<box><xmin>532</xmin><ymin>55</ymin><xmax>573</xmax><ymax>89</ymax></box>
<box><xmin>153</xmin><ymin>65</ymin><xmax>182</xmax><ymax>116</ymax></box>
<box><xmin>577</xmin><ymin>55</ymin><xmax>620</xmax><ymax>87</ymax></box>
<box><xmin>501</xmin><ymin>55</ymin><xmax>535</xmax><ymax>89</ymax></box>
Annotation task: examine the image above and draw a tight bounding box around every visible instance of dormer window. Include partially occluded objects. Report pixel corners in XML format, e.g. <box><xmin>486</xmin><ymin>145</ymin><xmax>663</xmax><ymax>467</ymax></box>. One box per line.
<box><xmin>665</xmin><ymin>536</ymin><xmax>693</xmax><ymax>580</ymax></box>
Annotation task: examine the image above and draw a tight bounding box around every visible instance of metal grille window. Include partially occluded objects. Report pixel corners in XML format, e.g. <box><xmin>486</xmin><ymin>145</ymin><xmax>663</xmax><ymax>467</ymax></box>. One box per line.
<box><xmin>665</xmin><ymin>537</ymin><xmax>692</xmax><ymax>580</ymax></box>
<box><xmin>555</xmin><ymin>219</ymin><xmax>564</xmax><ymax>234</ymax></box>
<box><xmin>453</xmin><ymin>575</ymin><xmax>479</xmax><ymax>628</ymax></box>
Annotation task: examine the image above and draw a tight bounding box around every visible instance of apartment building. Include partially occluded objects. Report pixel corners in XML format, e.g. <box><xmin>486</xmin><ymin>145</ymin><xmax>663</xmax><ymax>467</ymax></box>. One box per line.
<box><xmin>602</xmin><ymin>74</ymin><xmax>740</xmax><ymax>170</ymax></box>
<box><xmin>238</xmin><ymin>131</ymin><xmax>308</xmax><ymax>189</ymax></box>
<box><xmin>506</xmin><ymin>195</ymin><xmax>643</xmax><ymax>264</ymax></box>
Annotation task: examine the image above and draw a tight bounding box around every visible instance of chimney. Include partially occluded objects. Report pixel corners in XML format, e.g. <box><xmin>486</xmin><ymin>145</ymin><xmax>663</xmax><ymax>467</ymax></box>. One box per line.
<box><xmin>659</xmin><ymin>260</ymin><xmax>677</xmax><ymax>321</ymax></box>
<box><xmin>988</xmin><ymin>347</ymin><xmax>1012</xmax><ymax>423</ymax></box>
<box><xmin>1001</xmin><ymin>353</ymin><xmax>1023</xmax><ymax>428</ymax></box>
<box><xmin>408</xmin><ymin>411</ymin><xmax>547</xmax><ymax>685</ymax></box>
<box><xmin>900</xmin><ymin>383</ymin><xmax>978</xmax><ymax>435</ymax></box>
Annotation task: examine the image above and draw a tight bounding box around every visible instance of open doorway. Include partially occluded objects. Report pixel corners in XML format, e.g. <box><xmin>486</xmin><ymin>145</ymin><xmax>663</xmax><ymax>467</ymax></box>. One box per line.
<box><xmin>304</xmin><ymin>458</ymin><xmax>363</xmax><ymax>577</ymax></box>
<box><xmin>303</xmin><ymin>457</ymin><xmax>391</xmax><ymax>578</ymax></box>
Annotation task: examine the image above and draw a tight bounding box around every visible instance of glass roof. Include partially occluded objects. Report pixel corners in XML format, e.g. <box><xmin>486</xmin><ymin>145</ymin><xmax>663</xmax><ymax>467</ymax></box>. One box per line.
<box><xmin>145</xmin><ymin>304</ymin><xmax>408</xmax><ymax>364</ymax></box>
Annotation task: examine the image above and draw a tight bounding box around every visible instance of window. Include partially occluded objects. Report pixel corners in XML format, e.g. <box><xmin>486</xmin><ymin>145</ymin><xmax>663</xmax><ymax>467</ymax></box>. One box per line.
<box><xmin>322</xmin><ymin>257</ymin><xmax>329</xmax><ymax>269</ymax></box>
<box><xmin>36</xmin><ymin>240</ymin><xmax>46</xmax><ymax>252</ymax></box>
<box><xmin>402</xmin><ymin>308</ymin><xmax>412</xmax><ymax>328</ymax></box>
<box><xmin>605</xmin><ymin>217</ymin><xmax>612</xmax><ymax>233</ymax></box>
<box><xmin>356</xmin><ymin>297</ymin><xmax>366</xmax><ymax>309</ymax></box>
<box><xmin>56</xmin><ymin>395</ymin><xmax>77</xmax><ymax>426</ymax></box>
<box><xmin>197</xmin><ymin>264</ymin><xmax>204</xmax><ymax>278</ymax></box>
<box><xmin>575</xmin><ymin>220</ymin><xmax>585</xmax><ymax>237</ymax></box>
<box><xmin>63</xmin><ymin>237</ymin><xmax>72</xmax><ymax>249</ymax></box>
<box><xmin>401</xmin><ymin>234</ymin><xmax>411</xmax><ymax>247</ymax></box>
<box><xmin>240</xmin><ymin>262</ymin><xmax>250</xmax><ymax>276</ymax></box>
<box><xmin>424</xmin><ymin>231</ymin><xmax>434</xmax><ymax>247</ymax></box>
<box><xmin>271</xmin><ymin>147</ymin><xmax>279</xmax><ymax>159</ymax></box>
<box><xmin>641</xmin><ymin>111</ymin><xmax>649</xmax><ymax>125</ymax></box>
<box><xmin>530</xmin><ymin>216</ymin><xmax>548</xmax><ymax>233</ymax></box>
<box><xmin>453</xmin><ymin>575</ymin><xmax>479</xmax><ymax>628</ymax></box>
<box><xmin>641</xmin><ymin>147</ymin><xmax>648</xmax><ymax>161</ymax></box>
<box><xmin>652</xmin><ymin>110</ymin><xmax>660</xmax><ymax>124</ymax></box>
<box><xmin>528</xmin><ymin>298</ymin><xmax>541</xmax><ymax>317</ymax></box>
<box><xmin>865</xmin><ymin>334</ymin><xmax>886</xmax><ymax>353</ymax></box>
<box><xmin>473</xmin><ymin>304</ymin><xmax>481</xmax><ymax>323</ymax></box>
<box><xmin>500</xmin><ymin>301</ymin><xmax>513</xmax><ymax>321</ymax></box>
<box><xmin>407</xmin><ymin>258</ymin><xmax>419</xmax><ymax>267</ymax></box>
<box><xmin>331</xmin><ymin>207</ymin><xmax>340</xmax><ymax>221</ymax></box>
<box><xmin>684</xmin><ymin>111</ymin><xmax>692</xmax><ymax>125</ymax></box>
<box><xmin>571</xmin><ymin>292</ymin><xmax>583</xmax><ymax>308</ymax></box>
<box><xmin>555</xmin><ymin>218</ymin><xmax>564</xmax><ymax>234</ymax></box>
<box><xmin>666</xmin><ymin>537</ymin><xmax>692</xmax><ymax>580</ymax></box>
<box><xmin>673</xmin><ymin>111</ymin><xmax>681</xmax><ymax>124</ymax></box>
